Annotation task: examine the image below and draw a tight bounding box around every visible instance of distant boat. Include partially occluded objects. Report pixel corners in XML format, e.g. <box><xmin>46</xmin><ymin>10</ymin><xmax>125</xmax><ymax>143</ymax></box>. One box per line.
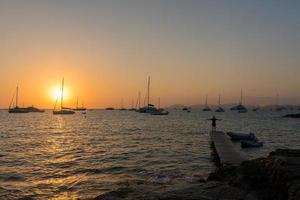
<box><xmin>105</xmin><ymin>107</ymin><xmax>115</xmax><ymax>110</ymax></box>
<box><xmin>128</xmin><ymin>99</ymin><xmax>136</xmax><ymax>111</ymax></box>
<box><xmin>73</xmin><ymin>97</ymin><xmax>87</xmax><ymax>111</ymax></box>
<box><xmin>230</xmin><ymin>89</ymin><xmax>248</xmax><ymax>113</ymax></box>
<box><xmin>151</xmin><ymin>97</ymin><xmax>169</xmax><ymax>115</ymax></box>
<box><xmin>8</xmin><ymin>86</ymin><xmax>29</xmax><ymax>113</ymax></box>
<box><xmin>183</xmin><ymin>107</ymin><xmax>191</xmax><ymax>112</ymax></box>
<box><xmin>215</xmin><ymin>95</ymin><xmax>225</xmax><ymax>112</ymax></box>
<box><xmin>53</xmin><ymin>78</ymin><xmax>75</xmax><ymax>115</ymax></box>
<box><xmin>118</xmin><ymin>98</ymin><xmax>127</xmax><ymax>110</ymax></box>
<box><xmin>202</xmin><ymin>95</ymin><xmax>212</xmax><ymax>111</ymax></box>
<box><xmin>138</xmin><ymin>76</ymin><xmax>160</xmax><ymax>114</ymax></box>
<box><xmin>252</xmin><ymin>107</ymin><xmax>260</xmax><ymax>111</ymax></box>
<box><xmin>25</xmin><ymin>106</ymin><xmax>45</xmax><ymax>113</ymax></box>
<box><xmin>151</xmin><ymin>109</ymin><xmax>169</xmax><ymax>115</ymax></box>
<box><xmin>274</xmin><ymin>94</ymin><xmax>286</xmax><ymax>111</ymax></box>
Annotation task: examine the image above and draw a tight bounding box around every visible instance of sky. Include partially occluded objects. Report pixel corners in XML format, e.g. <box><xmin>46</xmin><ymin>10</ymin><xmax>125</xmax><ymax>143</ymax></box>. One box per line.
<box><xmin>0</xmin><ymin>0</ymin><xmax>299</xmax><ymax>108</ymax></box>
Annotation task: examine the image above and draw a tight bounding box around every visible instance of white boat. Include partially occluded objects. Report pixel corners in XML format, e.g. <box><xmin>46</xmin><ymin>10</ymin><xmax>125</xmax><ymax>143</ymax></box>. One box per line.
<box><xmin>53</xmin><ymin>78</ymin><xmax>75</xmax><ymax>115</ymax></box>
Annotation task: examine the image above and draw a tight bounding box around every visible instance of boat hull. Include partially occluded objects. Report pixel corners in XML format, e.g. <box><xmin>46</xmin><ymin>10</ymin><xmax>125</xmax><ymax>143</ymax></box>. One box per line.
<box><xmin>227</xmin><ymin>132</ymin><xmax>257</xmax><ymax>141</ymax></box>
<box><xmin>8</xmin><ymin>108</ymin><xmax>29</xmax><ymax>113</ymax></box>
<box><xmin>53</xmin><ymin>110</ymin><xmax>75</xmax><ymax>115</ymax></box>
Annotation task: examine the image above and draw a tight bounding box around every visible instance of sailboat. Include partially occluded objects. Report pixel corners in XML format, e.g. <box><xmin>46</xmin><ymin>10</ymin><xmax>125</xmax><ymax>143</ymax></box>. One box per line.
<box><xmin>230</xmin><ymin>89</ymin><xmax>248</xmax><ymax>113</ymax></box>
<box><xmin>134</xmin><ymin>91</ymin><xmax>141</xmax><ymax>112</ymax></box>
<box><xmin>274</xmin><ymin>93</ymin><xmax>286</xmax><ymax>111</ymax></box>
<box><xmin>73</xmin><ymin>97</ymin><xmax>87</xmax><ymax>111</ymax></box>
<box><xmin>151</xmin><ymin>97</ymin><xmax>169</xmax><ymax>115</ymax></box>
<box><xmin>8</xmin><ymin>86</ymin><xmax>28</xmax><ymax>113</ymax></box>
<box><xmin>215</xmin><ymin>95</ymin><xmax>225</xmax><ymax>112</ymax></box>
<box><xmin>53</xmin><ymin>78</ymin><xmax>75</xmax><ymax>115</ymax></box>
<box><xmin>202</xmin><ymin>95</ymin><xmax>212</xmax><ymax>111</ymax></box>
<box><xmin>138</xmin><ymin>76</ymin><xmax>158</xmax><ymax>114</ymax></box>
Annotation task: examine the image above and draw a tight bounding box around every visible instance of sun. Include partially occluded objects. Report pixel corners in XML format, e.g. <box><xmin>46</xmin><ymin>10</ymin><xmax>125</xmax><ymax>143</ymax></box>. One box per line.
<box><xmin>50</xmin><ymin>86</ymin><xmax>69</xmax><ymax>101</ymax></box>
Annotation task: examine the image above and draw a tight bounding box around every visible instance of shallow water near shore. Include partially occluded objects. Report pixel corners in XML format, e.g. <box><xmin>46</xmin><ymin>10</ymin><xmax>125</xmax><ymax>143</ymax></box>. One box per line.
<box><xmin>0</xmin><ymin>109</ymin><xmax>299</xmax><ymax>199</ymax></box>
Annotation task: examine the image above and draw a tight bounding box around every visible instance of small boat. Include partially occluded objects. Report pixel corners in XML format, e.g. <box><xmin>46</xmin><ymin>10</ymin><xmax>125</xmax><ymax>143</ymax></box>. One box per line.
<box><xmin>139</xmin><ymin>104</ymin><xmax>157</xmax><ymax>113</ymax></box>
<box><xmin>227</xmin><ymin>132</ymin><xmax>257</xmax><ymax>141</ymax></box>
<box><xmin>183</xmin><ymin>107</ymin><xmax>191</xmax><ymax>112</ymax></box>
<box><xmin>215</xmin><ymin>107</ymin><xmax>225</xmax><ymax>112</ymax></box>
<box><xmin>105</xmin><ymin>107</ymin><xmax>115</xmax><ymax>110</ymax></box>
<box><xmin>241</xmin><ymin>140</ymin><xmax>263</xmax><ymax>148</ymax></box>
<box><xmin>138</xmin><ymin>76</ymin><xmax>161</xmax><ymax>114</ymax></box>
<box><xmin>25</xmin><ymin>106</ymin><xmax>45</xmax><ymax>113</ymax></box>
<box><xmin>8</xmin><ymin>86</ymin><xmax>29</xmax><ymax>113</ymax></box>
<box><xmin>252</xmin><ymin>107</ymin><xmax>259</xmax><ymax>111</ymax></box>
<box><xmin>230</xmin><ymin>89</ymin><xmax>248</xmax><ymax>112</ymax></box>
<box><xmin>238</xmin><ymin>108</ymin><xmax>248</xmax><ymax>113</ymax></box>
<box><xmin>151</xmin><ymin>108</ymin><xmax>169</xmax><ymax>115</ymax></box>
<box><xmin>53</xmin><ymin>78</ymin><xmax>75</xmax><ymax>115</ymax></box>
<box><xmin>73</xmin><ymin>97</ymin><xmax>86</xmax><ymax>111</ymax></box>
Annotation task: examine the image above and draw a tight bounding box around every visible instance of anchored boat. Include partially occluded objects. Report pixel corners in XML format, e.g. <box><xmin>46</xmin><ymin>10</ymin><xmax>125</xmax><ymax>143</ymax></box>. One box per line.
<box><xmin>53</xmin><ymin>78</ymin><xmax>75</xmax><ymax>115</ymax></box>
<box><xmin>8</xmin><ymin>86</ymin><xmax>28</xmax><ymax>113</ymax></box>
<box><xmin>202</xmin><ymin>95</ymin><xmax>212</xmax><ymax>111</ymax></box>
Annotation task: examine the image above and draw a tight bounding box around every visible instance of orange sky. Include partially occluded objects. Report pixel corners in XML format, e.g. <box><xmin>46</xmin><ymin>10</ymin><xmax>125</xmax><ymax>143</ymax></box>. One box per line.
<box><xmin>0</xmin><ymin>1</ymin><xmax>299</xmax><ymax>108</ymax></box>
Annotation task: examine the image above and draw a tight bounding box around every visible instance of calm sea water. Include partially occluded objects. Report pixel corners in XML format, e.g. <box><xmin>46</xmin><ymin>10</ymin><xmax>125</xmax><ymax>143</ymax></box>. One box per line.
<box><xmin>0</xmin><ymin>109</ymin><xmax>299</xmax><ymax>199</ymax></box>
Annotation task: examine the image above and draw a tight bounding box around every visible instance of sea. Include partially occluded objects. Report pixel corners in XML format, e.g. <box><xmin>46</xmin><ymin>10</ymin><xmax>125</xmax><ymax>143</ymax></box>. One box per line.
<box><xmin>0</xmin><ymin>109</ymin><xmax>299</xmax><ymax>199</ymax></box>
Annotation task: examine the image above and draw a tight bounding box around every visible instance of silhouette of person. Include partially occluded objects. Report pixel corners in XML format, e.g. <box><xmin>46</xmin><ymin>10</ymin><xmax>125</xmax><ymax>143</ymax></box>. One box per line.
<box><xmin>208</xmin><ymin>116</ymin><xmax>221</xmax><ymax>132</ymax></box>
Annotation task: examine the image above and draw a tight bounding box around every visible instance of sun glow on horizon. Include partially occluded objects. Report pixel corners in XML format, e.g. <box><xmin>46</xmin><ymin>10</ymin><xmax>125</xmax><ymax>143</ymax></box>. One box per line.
<box><xmin>50</xmin><ymin>86</ymin><xmax>70</xmax><ymax>102</ymax></box>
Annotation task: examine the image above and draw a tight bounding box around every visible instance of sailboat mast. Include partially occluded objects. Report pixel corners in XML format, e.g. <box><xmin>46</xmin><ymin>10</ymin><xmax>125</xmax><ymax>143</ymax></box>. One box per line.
<box><xmin>61</xmin><ymin>78</ymin><xmax>64</xmax><ymax>108</ymax></box>
<box><xmin>138</xmin><ymin>91</ymin><xmax>141</xmax><ymax>109</ymax></box>
<box><xmin>158</xmin><ymin>97</ymin><xmax>160</xmax><ymax>109</ymax></box>
<box><xmin>218</xmin><ymin>95</ymin><xmax>221</xmax><ymax>106</ymax></box>
<box><xmin>16</xmin><ymin>86</ymin><xmax>19</xmax><ymax>107</ymax></box>
<box><xmin>205</xmin><ymin>95</ymin><xmax>208</xmax><ymax>106</ymax></box>
<box><xmin>76</xmin><ymin>97</ymin><xmax>79</xmax><ymax>109</ymax></box>
<box><xmin>147</xmin><ymin>76</ymin><xmax>150</xmax><ymax>106</ymax></box>
<box><xmin>240</xmin><ymin>89</ymin><xmax>243</xmax><ymax>105</ymax></box>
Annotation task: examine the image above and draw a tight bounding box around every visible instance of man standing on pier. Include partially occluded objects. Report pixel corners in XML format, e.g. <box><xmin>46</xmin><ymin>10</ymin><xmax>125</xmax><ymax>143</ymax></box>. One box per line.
<box><xmin>208</xmin><ymin>116</ymin><xmax>221</xmax><ymax>132</ymax></box>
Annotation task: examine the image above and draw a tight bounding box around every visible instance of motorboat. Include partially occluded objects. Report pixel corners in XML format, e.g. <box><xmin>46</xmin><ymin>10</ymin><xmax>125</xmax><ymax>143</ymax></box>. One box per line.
<box><xmin>241</xmin><ymin>140</ymin><xmax>263</xmax><ymax>148</ymax></box>
<box><xmin>227</xmin><ymin>132</ymin><xmax>257</xmax><ymax>141</ymax></box>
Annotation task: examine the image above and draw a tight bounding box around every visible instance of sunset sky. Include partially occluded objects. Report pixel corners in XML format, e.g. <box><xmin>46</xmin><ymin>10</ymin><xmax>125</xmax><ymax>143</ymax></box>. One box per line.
<box><xmin>0</xmin><ymin>0</ymin><xmax>299</xmax><ymax>108</ymax></box>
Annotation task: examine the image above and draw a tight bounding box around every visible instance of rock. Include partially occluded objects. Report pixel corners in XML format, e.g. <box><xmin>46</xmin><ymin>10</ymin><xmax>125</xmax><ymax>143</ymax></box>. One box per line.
<box><xmin>92</xmin><ymin>149</ymin><xmax>300</xmax><ymax>200</ymax></box>
<box><xmin>209</xmin><ymin>149</ymin><xmax>300</xmax><ymax>200</ymax></box>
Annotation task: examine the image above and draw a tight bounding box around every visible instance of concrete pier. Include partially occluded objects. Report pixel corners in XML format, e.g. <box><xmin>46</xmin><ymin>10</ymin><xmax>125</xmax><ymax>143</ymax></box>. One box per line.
<box><xmin>210</xmin><ymin>131</ymin><xmax>246</xmax><ymax>166</ymax></box>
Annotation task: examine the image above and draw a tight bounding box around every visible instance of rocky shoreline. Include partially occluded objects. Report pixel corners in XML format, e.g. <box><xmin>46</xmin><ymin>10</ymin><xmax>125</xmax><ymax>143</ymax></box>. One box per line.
<box><xmin>91</xmin><ymin>149</ymin><xmax>300</xmax><ymax>200</ymax></box>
